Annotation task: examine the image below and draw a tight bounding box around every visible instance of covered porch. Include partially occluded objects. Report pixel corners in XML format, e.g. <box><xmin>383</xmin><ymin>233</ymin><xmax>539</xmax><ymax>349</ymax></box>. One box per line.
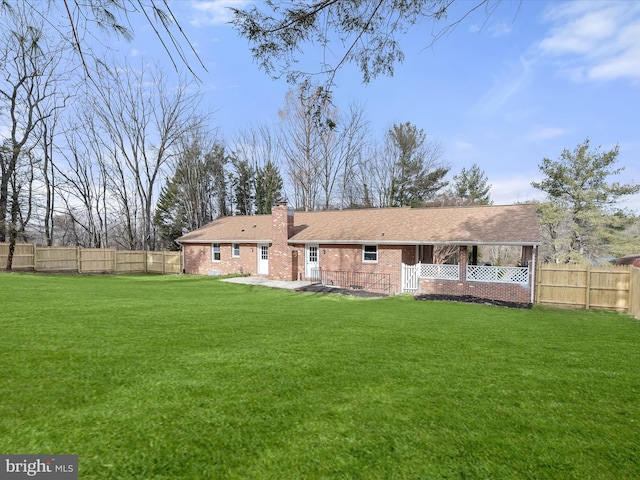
<box><xmin>401</xmin><ymin>244</ymin><xmax>538</xmax><ymax>305</ymax></box>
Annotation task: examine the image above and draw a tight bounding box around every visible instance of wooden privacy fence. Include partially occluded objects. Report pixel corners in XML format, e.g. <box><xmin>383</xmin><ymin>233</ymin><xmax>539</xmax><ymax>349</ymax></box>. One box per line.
<box><xmin>536</xmin><ymin>263</ymin><xmax>640</xmax><ymax>318</ymax></box>
<box><xmin>0</xmin><ymin>243</ymin><xmax>181</xmax><ymax>274</ymax></box>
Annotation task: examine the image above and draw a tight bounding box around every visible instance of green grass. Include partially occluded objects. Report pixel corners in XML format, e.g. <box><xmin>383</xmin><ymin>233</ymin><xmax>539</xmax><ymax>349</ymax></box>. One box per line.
<box><xmin>0</xmin><ymin>273</ymin><xmax>639</xmax><ymax>479</ymax></box>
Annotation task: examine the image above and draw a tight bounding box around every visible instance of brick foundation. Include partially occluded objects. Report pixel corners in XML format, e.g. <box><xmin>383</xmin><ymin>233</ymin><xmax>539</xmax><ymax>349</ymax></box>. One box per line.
<box><xmin>418</xmin><ymin>278</ymin><xmax>532</xmax><ymax>304</ymax></box>
<box><xmin>415</xmin><ymin>245</ymin><xmax>535</xmax><ymax>304</ymax></box>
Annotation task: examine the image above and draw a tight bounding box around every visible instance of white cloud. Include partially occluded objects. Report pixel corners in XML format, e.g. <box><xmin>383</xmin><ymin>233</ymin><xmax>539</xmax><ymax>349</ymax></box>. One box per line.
<box><xmin>523</xmin><ymin>126</ymin><xmax>570</xmax><ymax>142</ymax></box>
<box><xmin>488</xmin><ymin>22</ymin><xmax>513</xmax><ymax>38</ymax></box>
<box><xmin>472</xmin><ymin>57</ymin><xmax>533</xmax><ymax>117</ymax></box>
<box><xmin>490</xmin><ymin>174</ymin><xmax>544</xmax><ymax>205</ymax></box>
<box><xmin>468</xmin><ymin>20</ymin><xmax>512</xmax><ymax>37</ymax></box>
<box><xmin>453</xmin><ymin>140</ymin><xmax>473</xmax><ymax>151</ymax></box>
<box><xmin>539</xmin><ymin>1</ymin><xmax>640</xmax><ymax>81</ymax></box>
<box><xmin>190</xmin><ymin>0</ymin><xmax>251</xmax><ymax>26</ymax></box>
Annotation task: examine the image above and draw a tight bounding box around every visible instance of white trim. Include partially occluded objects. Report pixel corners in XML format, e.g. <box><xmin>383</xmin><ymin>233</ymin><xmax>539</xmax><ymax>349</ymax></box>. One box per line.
<box><xmin>211</xmin><ymin>243</ymin><xmax>221</xmax><ymax>262</ymax></box>
<box><xmin>257</xmin><ymin>243</ymin><xmax>269</xmax><ymax>275</ymax></box>
<box><xmin>179</xmin><ymin>239</ymin><xmax>541</xmax><ymax>247</ymax></box>
<box><xmin>362</xmin><ymin>244</ymin><xmax>378</xmax><ymax>263</ymax></box>
<box><xmin>305</xmin><ymin>244</ymin><xmax>320</xmax><ymax>279</ymax></box>
<box><xmin>178</xmin><ymin>239</ymin><xmax>271</xmax><ymax>244</ymax></box>
<box><xmin>288</xmin><ymin>239</ymin><xmax>541</xmax><ymax>247</ymax></box>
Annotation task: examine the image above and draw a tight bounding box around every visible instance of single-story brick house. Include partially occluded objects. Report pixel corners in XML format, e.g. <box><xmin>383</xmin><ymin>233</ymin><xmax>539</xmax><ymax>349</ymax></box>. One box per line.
<box><xmin>616</xmin><ymin>254</ymin><xmax>640</xmax><ymax>268</ymax></box>
<box><xmin>177</xmin><ymin>202</ymin><xmax>541</xmax><ymax>304</ymax></box>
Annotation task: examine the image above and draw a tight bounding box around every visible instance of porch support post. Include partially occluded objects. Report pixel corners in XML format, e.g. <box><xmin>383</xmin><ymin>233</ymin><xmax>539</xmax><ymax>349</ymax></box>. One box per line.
<box><xmin>459</xmin><ymin>245</ymin><xmax>467</xmax><ymax>282</ymax></box>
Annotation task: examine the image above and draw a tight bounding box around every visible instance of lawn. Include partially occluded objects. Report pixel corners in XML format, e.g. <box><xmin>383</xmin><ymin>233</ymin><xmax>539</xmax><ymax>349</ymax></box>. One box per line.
<box><xmin>0</xmin><ymin>273</ymin><xmax>639</xmax><ymax>479</ymax></box>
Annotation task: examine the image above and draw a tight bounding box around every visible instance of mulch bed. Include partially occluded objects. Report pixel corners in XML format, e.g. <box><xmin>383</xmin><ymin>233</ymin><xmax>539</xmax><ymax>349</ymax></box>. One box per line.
<box><xmin>296</xmin><ymin>285</ymin><xmax>532</xmax><ymax>307</ymax></box>
<box><xmin>296</xmin><ymin>284</ymin><xmax>388</xmax><ymax>298</ymax></box>
<box><xmin>414</xmin><ymin>293</ymin><xmax>532</xmax><ymax>309</ymax></box>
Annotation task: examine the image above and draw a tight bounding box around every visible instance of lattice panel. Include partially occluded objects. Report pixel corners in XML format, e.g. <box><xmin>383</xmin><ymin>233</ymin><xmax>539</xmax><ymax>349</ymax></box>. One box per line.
<box><xmin>467</xmin><ymin>266</ymin><xmax>529</xmax><ymax>284</ymax></box>
<box><xmin>419</xmin><ymin>264</ymin><xmax>460</xmax><ymax>280</ymax></box>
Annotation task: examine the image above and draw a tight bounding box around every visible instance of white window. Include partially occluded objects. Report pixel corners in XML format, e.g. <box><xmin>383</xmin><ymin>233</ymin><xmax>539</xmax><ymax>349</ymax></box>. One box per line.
<box><xmin>363</xmin><ymin>245</ymin><xmax>378</xmax><ymax>263</ymax></box>
<box><xmin>212</xmin><ymin>243</ymin><xmax>221</xmax><ymax>262</ymax></box>
<box><xmin>232</xmin><ymin>243</ymin><xmax>240</xmax><ymax>257</ymax></box>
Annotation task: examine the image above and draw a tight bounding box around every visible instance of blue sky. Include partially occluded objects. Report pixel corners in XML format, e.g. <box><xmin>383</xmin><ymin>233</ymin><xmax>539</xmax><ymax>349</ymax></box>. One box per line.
<box><xmin>121</xmin><ymin>1</ymin><xmax>640</xmax><ymax>210</ymax></box>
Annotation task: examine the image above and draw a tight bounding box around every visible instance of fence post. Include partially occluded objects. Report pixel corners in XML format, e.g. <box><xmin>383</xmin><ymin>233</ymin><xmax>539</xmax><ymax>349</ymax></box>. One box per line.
<box><xmin>585</xmin><ymin>265</ymin><xmax>591</xmax><ymax>309</ymax></box>
<box><xmin>77</xmin><ymin>247</ymin><xmax>81</xmax><ymax>274</ymax></box>
<box><xmin>32</xmin><ymin>243</ymin><xmax>37</xmax><ymax>271</ymax></box>
<box><xmin>114</xmin><ymin>249</ymin><xmax>118</xmax><ymax>274</ymax></box>
<box><xmin>144</xmin><ymin>250</ymin><xmax>148</xmax><ymax>274</ymax></box>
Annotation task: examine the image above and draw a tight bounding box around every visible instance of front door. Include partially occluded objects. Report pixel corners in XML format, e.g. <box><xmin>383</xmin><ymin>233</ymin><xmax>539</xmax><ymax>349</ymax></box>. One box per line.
<box><xmin>305</xmin><ymin>244</ymin><xmax>319</xmax><ymax>280</ymax></box>
<box><xmin>257</xmin><ymin>243</ymin><xmax>269</xmax><ymax>275</ymax></box>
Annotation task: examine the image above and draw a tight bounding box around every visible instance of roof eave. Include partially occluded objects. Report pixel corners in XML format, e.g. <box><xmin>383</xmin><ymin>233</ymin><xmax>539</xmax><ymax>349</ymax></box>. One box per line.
<box><xmin>177</xmin><ymin>239</ymin><xmax>272</xmax><ymax>244</ymax></box>
<box><xmin>288</xmin><ymin>239</ymin><xmax>542</xmax><ymax>246</ymax></box>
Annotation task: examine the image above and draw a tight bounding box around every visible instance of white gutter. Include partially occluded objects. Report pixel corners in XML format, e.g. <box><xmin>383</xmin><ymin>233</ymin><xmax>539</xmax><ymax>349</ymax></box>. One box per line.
<box><xmin>290</xmin><ymin>240</ymin><xmax>542</xmax><ymax>247</ymax></box>
<box><xmin>177</xmin><ymin>239</ymin><xmax>272</xmax><ymax>244</ymax></box>
<box><xmin>530</xmin><ymin>246</ymin><xmax>537</xmax><ymax>304</ymax></box>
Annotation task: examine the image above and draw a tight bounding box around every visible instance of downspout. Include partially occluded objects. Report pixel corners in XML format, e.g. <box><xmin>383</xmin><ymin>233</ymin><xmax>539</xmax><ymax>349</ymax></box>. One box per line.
<box><xmin>530</xmin><ymin>246</ymin><xmax>536</xmax><ymax>304</ymax></box>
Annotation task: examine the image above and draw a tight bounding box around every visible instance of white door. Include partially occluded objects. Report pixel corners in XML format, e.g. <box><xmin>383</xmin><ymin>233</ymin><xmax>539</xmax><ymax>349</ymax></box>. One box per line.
<box><xmin>257</xmin><ymin>244</ymin><xmax>269</xmax><ymax>275</ymax></box>
<box><xmin>305</xmin><ymin>244</ymin><xmax>319</xmax><ymax>279</ymax></box>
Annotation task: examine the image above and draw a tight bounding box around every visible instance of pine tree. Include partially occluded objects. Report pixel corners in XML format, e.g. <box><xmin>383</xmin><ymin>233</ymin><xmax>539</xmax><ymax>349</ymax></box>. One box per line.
<box><xmin>532</xmin><ymin>139</ymin><xmax>640</xmax><ymax>263</ymax></box>
<box><xmin>386</xmin><ymin>122</ymin><xmax>449</xmax><ymax>207</ymax></box>
<box><xmin>451</xmin><ymin>163</ymin><xmax>492</xmax><ymax>205</ymax></box>
<box><xmin>255</xmin><ymin>160</ymin><xmax>284</xmax><ymax>214</ymax></box>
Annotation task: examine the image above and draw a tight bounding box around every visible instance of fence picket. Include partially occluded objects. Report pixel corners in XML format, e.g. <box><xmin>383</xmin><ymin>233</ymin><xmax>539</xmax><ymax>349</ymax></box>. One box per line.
<box><xmin>0</xmin><ymin>243</ymin><xmax>180</xmax><ymax>275</ymax></box>
<box><xmin>536</xmin><ymin>263</ymin><xmax>633</xmax><ymax>313</ymax></box>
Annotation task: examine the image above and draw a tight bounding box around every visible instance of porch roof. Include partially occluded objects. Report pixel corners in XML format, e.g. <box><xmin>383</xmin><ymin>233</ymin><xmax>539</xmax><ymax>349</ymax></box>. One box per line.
<box><xmin>176</xmin><ymin>204</ymin><xmax>541</xmax><ymax>246</ymax></box>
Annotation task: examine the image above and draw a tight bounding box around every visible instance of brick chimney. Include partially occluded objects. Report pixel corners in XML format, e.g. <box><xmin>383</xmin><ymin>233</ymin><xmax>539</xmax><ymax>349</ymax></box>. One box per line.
<box><xmin>270</xmin><ymin>200</ymin><xmax>295</xmax><ymax>280</ymax></box>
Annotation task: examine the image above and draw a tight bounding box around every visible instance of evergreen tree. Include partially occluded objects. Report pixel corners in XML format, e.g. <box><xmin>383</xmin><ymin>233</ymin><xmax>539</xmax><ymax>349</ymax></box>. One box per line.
<box><xmin>209</xmin><ymin>144</ymin><xmax>230</xmax><ymax>218</ymax></box>
<box><xmin>451</xmin><ymin>163</ymin><xmax>492</xmax><ymax>204</ymax></box>
<box><xmin>154</xmin><ymin>179</ymin><xmax>183</xmax><ymax>251</ymax></box>
<box><xmin>532</xmin><ymin>139</ymin><xmax>640</xmax><ymax>263</ymax></box>
<box><xmin>386</xmin><ymin>122</ymin><xmax>449</xmax><ymax>207</ymax></box>
<box><xmin>231</xmin><ymin>157</ymin><xmax>255</xmax><ymax>215</ymax></box>
<box><xmin>154</xmin><ymin>139</ymin><xmax>229</xmax><ymax>248</ymax></box>
<box><xmin>255</xmin><ymin>160</ymin><xmax>284</xmax><ymax>214</ymax></box>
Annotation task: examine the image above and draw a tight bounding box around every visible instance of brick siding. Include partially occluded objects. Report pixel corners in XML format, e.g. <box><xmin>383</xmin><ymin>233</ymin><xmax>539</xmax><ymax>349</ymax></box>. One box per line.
<box><xmin>182</xmin><ymin>243</ymin><xmax>259</xmax><ymax>276</ymax></box>
<box><xmin>269</xmin><ymin>204</ymin><xmax>296</xmax><ymax>281</ymax></box>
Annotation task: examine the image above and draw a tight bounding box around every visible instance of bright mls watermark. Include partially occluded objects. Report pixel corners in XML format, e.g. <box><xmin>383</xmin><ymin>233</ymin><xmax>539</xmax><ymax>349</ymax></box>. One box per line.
<box><xmin>1</xmin><ymin>455</ymin><xmax>77</xmax><ymax>479</ymax></box>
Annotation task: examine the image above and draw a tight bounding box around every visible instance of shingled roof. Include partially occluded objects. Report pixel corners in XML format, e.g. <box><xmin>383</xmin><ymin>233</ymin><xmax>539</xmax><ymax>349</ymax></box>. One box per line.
<box><xmin>177</xmin><ymin>204</ymin><xmax>541</xmax><ymax>246</ymax></box>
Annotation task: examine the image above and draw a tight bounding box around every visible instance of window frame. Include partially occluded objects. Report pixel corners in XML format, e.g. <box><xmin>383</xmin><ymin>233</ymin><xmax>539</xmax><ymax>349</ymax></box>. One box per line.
<box><xmin>362</xmin><ymin>244</ymin><xmax>378</xmax><ymax>263</ymax></box>
<box><xmin>212</xmin><ymin>243</ymin><xmax>221</xmax><ymax>262</ymax></box>
<box><xmin>232</xmin><ymin>243</ymin><xmax>240</xmax><ymax>258</ymax></box>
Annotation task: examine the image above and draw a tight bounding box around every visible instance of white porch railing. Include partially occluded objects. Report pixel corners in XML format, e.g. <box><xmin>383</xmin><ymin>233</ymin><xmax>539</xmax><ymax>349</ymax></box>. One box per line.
<box><xmin>419</xmin><ymin>263</ymin><xmax>460</xmax><ymax>280</ymax></box>
<box><xmin>467</xmin><ymin>265</ymin><xmax>529</xmax><ymax>284</ymax></box>
<box><xmin>402</xmin><ymin>263</ymin><xmax>530</xmax><ymax>292</ymax></box>
<box><xmin>402</xmin><ymin>263</ymin><xmax>459</xmax><ymax>293</ymax></box>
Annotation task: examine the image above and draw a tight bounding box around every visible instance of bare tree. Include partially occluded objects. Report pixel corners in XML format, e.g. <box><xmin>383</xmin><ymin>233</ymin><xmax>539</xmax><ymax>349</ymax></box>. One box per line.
<box><xmin>5</xmin><ymin>1</ymin><xmax>206</xmax><ymax>81</ymax></box>
<box><xmin>0</xmin><ymin>7</ymin><xmax>67</xmax><ymax>269</ymax></box>
<box><xmin>316</xmin><ymin>102</ymin><xmax>370</xmax><ymax>210</ymax></box>
<box><xmin>278</xmin><ymin>83</ymin><xmax>330</xmax><ymax>211</ymax></box>
<box><xmin>55</xmin><ymin>109</ymin><xmax>114</xmax><ymax>248</ymax></box>
<box><xmin>90</xmin><ymin>59</ymin><xmax>202</xmax><ymax>250</ymax></box>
